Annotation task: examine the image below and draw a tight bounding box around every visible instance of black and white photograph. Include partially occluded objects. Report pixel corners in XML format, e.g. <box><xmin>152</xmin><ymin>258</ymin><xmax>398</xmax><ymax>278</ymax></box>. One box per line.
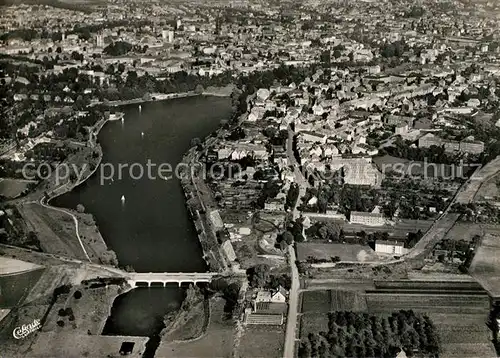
<box><xmin>1</xmin><ymin>0</ymin><xmax>500</xmax><ymax>357</ymax></box>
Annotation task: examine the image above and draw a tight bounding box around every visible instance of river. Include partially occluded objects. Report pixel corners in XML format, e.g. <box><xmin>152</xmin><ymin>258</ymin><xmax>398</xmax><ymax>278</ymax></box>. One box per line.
<box><xmin>52</xmin><ymin>96</ymin><xmax>231</xmax><ymax>352</ymax></box>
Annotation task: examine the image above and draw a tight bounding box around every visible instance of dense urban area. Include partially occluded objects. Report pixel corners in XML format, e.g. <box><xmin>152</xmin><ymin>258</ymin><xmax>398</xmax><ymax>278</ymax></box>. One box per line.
<box><xmin>2</xmin><ymin>0</ymin><xmax>500</xmax><ymax>357</ymax></box>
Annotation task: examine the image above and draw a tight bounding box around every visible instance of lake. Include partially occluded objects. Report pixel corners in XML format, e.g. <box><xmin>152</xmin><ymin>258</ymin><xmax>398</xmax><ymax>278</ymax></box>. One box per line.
<box><xmin>52</xmin><ymin>96</ymin><xmax>231</xmax><ymax>351</ymax></box>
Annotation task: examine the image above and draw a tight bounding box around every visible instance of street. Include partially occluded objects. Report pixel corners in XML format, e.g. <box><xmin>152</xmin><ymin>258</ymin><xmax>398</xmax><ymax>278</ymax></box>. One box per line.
<box><xmin>405</xmin><ymin>156</ymin><xmax>500</xmax><ymax>261</ymax></box>
<box><xmin>283</xmin><ymin>244</ymin><xmax>300</xmax><ymax>358</ymax></box>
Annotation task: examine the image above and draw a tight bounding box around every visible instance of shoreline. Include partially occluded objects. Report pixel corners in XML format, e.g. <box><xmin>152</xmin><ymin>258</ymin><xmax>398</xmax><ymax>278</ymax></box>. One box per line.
<box><xmin>91</xmin><ymin>88</ymin><xmax>232</xmax><ymax>108</ymax></box>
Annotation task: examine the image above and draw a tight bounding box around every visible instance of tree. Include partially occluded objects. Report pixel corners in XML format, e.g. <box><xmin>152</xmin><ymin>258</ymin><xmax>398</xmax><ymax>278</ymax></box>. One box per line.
<box><xmin>191</xmin><ymin>137</ymin><xmax>201</xmax><ymax>147</ymax></box>
<box><xmin>73</xmin><ymin>291</ymin><xmax>82</xmax><ymax>299</ymax></box>
<box><xmin>298</xmin><ymin>340</ymin><xmax>312</xmax><ymax>358</ymax></box>
<box><xmin>222</xmin><ymin>282</ymin><xmax>240</xmax><ymax>315</ymax></box>
<box><xmin>56</xmin><ymin>46</ymin><xmax>62</xmax><ymax>53</ymax></box>
<box><xmin>103</xmin><ymin>41</ymin><xmax>133</xmax><ymax>56</ymax></box>
<box><xmin>195</xmin><ymin>84</ymin><xmax>204</xmax><ymax>94</ymax></box>
<box><xmin>282</xmin><ymin>231</ymin><xmax>294</xmax><ymax>245</ymax></box>
<box><xmin>294</xmin><ymin>232</ymin><xmax>305</xmax><ymax>242</ymax></box>
<box><xmin>285</xmin><ymin>183</ymin><xmax>300</xmax><ymax>210</ymax></box>
<box><xmin>76</xmin><ymin>204</ymin><xmax>85</xmax><ymax>213</ymax></box>
<box><xmin>320</xmin><ymin>50</ymin><xmax>331</xmax><ymax>67</ymax></box>
<box><xmin>105</xmin><ymin>64</ymin><xmax>114</xmax><ymax>75</ymax></box>
<box><xmin>71</xmin><ymin>51</ymin><xmax>83</xmax><ymax>61</ymax></box>
<box><xmin>248</xmin><ymin>264</ymin><xmax>270</xmax><ymax>287</ymax></box>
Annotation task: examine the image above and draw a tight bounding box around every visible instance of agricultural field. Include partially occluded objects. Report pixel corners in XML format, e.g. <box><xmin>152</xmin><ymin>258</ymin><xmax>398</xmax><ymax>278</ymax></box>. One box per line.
<box><xmin>301</xmin><ymin>290</ymin><xmax>331</xmax><ymax>313</ymax></box>
<box><xmin>365</xmin><ymin>292</ymin><xmax>490</xmax><ymax>314</ymax></box>
<box><xmin>300</xmin><ymin>312</ymin><xmax>329</xmax><ymax>337</ymax></box>
<box><xmin>299</xmin><ymin>280</ymin><xmax>495</xmax><ymax>358</ymax></box>
<box><xmin>443</xmin><ymin>222</ymin><xmax>483</xmax><ymax>242</ymax></box>
<box><xmin>428</xmin><ymin>313</ymin><xmax>495</xmax><ymax>357</ymax></box>
<box><xmin>365</xmin><ymin>280</ymin><xmax>495</xmax><ymax>358</ymax></box>
<box><xmin>301</xmin><ymin>290</ymin><xmax>367</xmax><ymax>313</ymax></box>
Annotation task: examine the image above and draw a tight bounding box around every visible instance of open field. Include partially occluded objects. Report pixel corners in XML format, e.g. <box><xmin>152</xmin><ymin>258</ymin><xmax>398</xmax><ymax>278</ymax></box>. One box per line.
<box><xmin>470</xmin><ymin>233</ymin><xmax>500</xmax><ymax>297</ymax></box>
<box><xmin>0</xmin><ymin>268</ymin><xmax>44</xmax><ymax>308</ymax></box>
<box><xmin>0</xmin><ymin>178</ymin><xmax>35</xmax><ymax>198</ymax></box>
<box><xmin>0</xmin><ymin>268</ymin><xmax>139</xmax><ymax>358</ymax></box>
<box><xmin>443</xmin><ymin>222</ymin><xmax>484</xmax><ymax>241</ymax></box>
<box><xmin>474</xmin><ymin>171</ymin><xmax>500</xmax><ymax>201</ymax></box>
<box><xmin>42</xmin><ymin>283</ymin><xmax>124</xmax><ymax>335</ymax></box>
<box><xmin>238</xmin><ymin>325</ymin><xmax>284</xmax><ymax>358</ymax></box>
<box><xmin>0</xmin><ymin>300</ymin><xmax>53</xmax><ymax>357</ymax></box>
<box><xmin>157</xmin><ymin>297</ymin><xmax>234</xmax><ymax>357</ymax></box>
<box><xmin>16</xmin><ymin>202</ymin><xmax>111</xmax><ymax>264</ymax></box>
<box><xmin>297</xmin><ymin>243</ymin><xmax>379</xmax><ymax>262</ymax></box>
<box><xmin>30</xmin><ymin>333</ymin><xmax>147</xmax><ymax>358</ymax></box>
<box><xmin>17</xmin><ymin>202</ymin><xmax>88</xmax><ymax>260</ymax></box>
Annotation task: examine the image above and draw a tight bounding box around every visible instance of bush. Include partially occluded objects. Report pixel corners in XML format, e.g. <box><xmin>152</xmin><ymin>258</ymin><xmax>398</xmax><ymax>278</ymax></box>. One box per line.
<box><xmin>73</xmin><ymin>291</ymin><xmax>82</xmax><ymax>299</ymax></box>
<box><xmin>57</xmin><ymin>320</ymin><xmax>65</xmax><ymax>327</ymax></box>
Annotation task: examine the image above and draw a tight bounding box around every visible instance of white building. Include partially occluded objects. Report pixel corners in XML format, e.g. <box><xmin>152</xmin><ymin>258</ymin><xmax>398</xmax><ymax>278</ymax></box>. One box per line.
<box><xmin>209</xmin><ymin>210</ymin><xmax>224</xmax><ymax>230</ymax></box>
<box><xmin>375</xmin><ymin>240</ymin><xmax>408</xmax><ymax>255</ymax></box>
<box><xmin>350</xmin><ymin>211</ymin><xmax>384</xmax><ymax>226</ymax></box>
<box><xmin>222</xmin><ymin>240</ymin><xmax>236</xmax><ymax>261</ymax></box>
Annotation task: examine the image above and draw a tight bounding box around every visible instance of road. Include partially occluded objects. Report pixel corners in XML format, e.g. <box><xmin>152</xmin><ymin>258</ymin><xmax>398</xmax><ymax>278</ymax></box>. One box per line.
<box><xmin>287</xmin><ymin>126</ymin><xmax>309</xmax><ymax>220</ymax></box>
<box><xmin>39</xmin><ymin>197</ymin><xmax>91</xmax><ymax>262</ymax></box>
<box><xmin>282</xmin><ymin>126</ymin><xmax>308</xmax><ymax>357</ymax></box>
<box><xmin>283</xmin><ymin>244</ymin><xmax>300</xmax><ymax>358</ymax></box>
<box><xmin>405</xmin><ymin>156</ymin><xmax>500</xmax><ymax>261</ymax></box>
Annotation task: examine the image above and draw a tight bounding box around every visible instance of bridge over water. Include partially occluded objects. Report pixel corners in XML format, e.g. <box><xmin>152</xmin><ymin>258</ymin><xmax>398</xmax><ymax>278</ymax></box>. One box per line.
<box><xmin>126</xmin><ymin>272</ymin><xmax>217</xmax><ymax>287</ymax></box>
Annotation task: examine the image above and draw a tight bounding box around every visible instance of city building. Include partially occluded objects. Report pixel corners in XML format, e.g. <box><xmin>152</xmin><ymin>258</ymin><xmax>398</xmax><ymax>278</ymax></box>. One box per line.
<box><xmin>350</xmin><ymin>211</ymin><xmax>385</xmax><ymax>226</ymax></box>
<box><xmin>375</xmin><ymin>240</ymin><xmax>409</xmax><ymax>255</ymax></box>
